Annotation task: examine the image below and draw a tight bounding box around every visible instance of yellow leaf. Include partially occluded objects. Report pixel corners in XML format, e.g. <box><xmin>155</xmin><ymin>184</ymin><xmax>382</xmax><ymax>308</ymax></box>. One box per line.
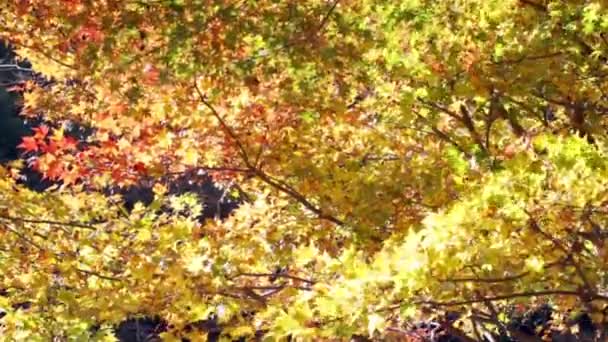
<box><xmin>153</xmin><ymin>182</ymin><xmax>168</xmax><ymax>195</ymax></box>
<box><xmin>185</xmin><ymin>254</ymin><xmax>207</xmax><ymax>275</ymax></box>
<box><xmin>294</xmin><ymin>243</ymin><xmax>318</xmax><ymax>267</ymax></box>
<box><xmin>183</xmin><ymin>148</ymin><xmax>199</xmax><ymax>165</ymax></box>
<box><xmin>367</xmin><ymin>313</ymin><xmax>386</xmax><ymax>336</ymax></box>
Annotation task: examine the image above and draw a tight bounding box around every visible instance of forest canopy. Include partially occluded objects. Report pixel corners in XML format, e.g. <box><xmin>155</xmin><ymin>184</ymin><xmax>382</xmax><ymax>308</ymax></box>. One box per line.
<box><xmin>2</xmin><ymin>0</ymin><xmax>608</xmax><ymax>340</ymax></box>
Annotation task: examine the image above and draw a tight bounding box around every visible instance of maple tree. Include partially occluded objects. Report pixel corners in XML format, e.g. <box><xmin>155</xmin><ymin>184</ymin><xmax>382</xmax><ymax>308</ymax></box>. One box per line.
<box><xmin>2</xmin><ymin>0</ymin><xmax>608</xmax><ymax>340</ymax></box>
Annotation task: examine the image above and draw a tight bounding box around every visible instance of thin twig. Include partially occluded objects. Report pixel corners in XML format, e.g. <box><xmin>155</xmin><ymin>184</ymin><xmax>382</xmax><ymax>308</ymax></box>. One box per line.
<box><xmin>0</xmin><ymin>215</ymin><xmax>97</xmax><ymax>230</ymax></box>
<box><xmin>412</xmin><ymin>109</ymin><xmax>471</xmax><ymax>158</ymax></box>
<box><xmin>3</xmin><ymin>225</ymin><xmax>45</xmax><ymax>250</ymax></box>
<box><xmin>232</xmin><ymin>272</ymin><xmax>316</xmax><ymax>285</ymax></box>
<box><xmin>441</xmin><ymin>272</ymin><xmax>528</xmax><ymax>283</ymax></box>
<box><xmin>76</xmin><ymin>268</ymin><xmax>123</xmax><ymax>282</ymax></box>
<box><xmin>492</xmin><ymin>52</ymin><xmax>563</xmax><ymax>65</ymax></box>
<box><xmin>253</xmin><ymin>170</ymin><xmax>345</xmax><ymax>225</ymax></box>
<box><xmin>526</xmin><ymin>213</ymin><xmax>594</xmax><ymax>297</ymax></box>
<box><xmin>417</xmin><ymin>290</ymin><xmax>608</xmax><ymax>307</ymax></box>
<box><xmin>317</xmin><ymin>0</ymin><xmax>341</xmax><ymax>34</ymax></box>
<box><xmin>193</xmin><ymin>82</ymin><xmax>252</xmax><ymax>167</ymax></box>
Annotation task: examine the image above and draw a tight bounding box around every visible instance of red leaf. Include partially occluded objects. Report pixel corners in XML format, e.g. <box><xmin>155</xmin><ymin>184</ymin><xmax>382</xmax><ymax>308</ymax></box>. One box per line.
<box><xmin>58</xmin><ymin>136</ymin><xmax>78</xmax><ymax>151</ymax></box>
<box><xmin>32</xmin><ymin>125</ymin><xmax>49</xmax><ymax>139</ymax></box>
<box><xmin>45</xmin><ymin>161</ymin><xmax>64</xmax><ymax>180</ymax></box>
<box><xmin>143</xmin><ymin>64</ymin><xmax>160</xmax><ymax>85</ymax></box>
<box><xmin>17</xmin><ymin>136</ymin><xmax>39</xmax><ymax>152</ymax></box>
<box><xmin>111</xmin><ymin>168</ymin><xmax>123</xmax><ymax>182</ymax></box>
<box><xmin>44</xmin><ymin>141</ymin><xmax>59</xmax><ymax>154</ymax></box>
<box><xmin>133</xmin><ymin>162</ymin><xmax>147</xmax><ymax>173</ymax></box>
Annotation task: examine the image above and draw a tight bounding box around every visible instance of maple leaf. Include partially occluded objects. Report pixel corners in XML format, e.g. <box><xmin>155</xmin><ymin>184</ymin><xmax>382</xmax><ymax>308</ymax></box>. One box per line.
<box><xmin>17</xmin><ymin>136</ymin><xmax>39</xmax><ymax>152</ymax></box>
<box><xmin>58</xmin><ymin>136</ymin><xmax>79</xmax><ymax>151</ymax></box>
<box><xmin>6</xmin><ymin>1</ymin><xmax>608</xmax><ymax>340</ymax></box>
<box><xmin>133</xmin><ymin>162</ymin><xmax>146</xmax><ymax>174</ymax></box>
<box><xmin>42</xmin><ymin>141</ymin><xmax>59</xmax><ymax>154</ymax></box>
<box><xmin>32</xmin><ymin>125</ymin><xmax>49</xmax><ymax>139</ymax></box>
<box><xmin>44</xmin><ymin>161</ymin><xmax>64</xmax><ymax>180</ymax></box>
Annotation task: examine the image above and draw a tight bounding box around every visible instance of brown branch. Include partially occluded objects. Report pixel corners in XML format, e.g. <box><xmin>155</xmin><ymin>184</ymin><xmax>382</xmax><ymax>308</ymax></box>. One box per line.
<box><xmin>193</xmin><ymin>82</ymin><xmax>252</xmax><ymax>167</ymax></box>
<box><xmin>232</xmin><ymin>284</ymin><xmax>312</xmax><ymax>301</ymax></box>
<box><xmin>418</xmin><ymin>100</ymin><xmax>487</xmax><ymax>153</ymax></box>
<box><xmin>442</xmin><ymin>259</ymin><xmax>563</xmax><ymax>284</ymax></box>
<box><xmin>0</xmin><ymin>215</ymin><xmax>98</xmax><ymax>230</ymax></box>
<box><xmin>252</xmin><ymin>170</ymin><xmax>345</xmax><ymax>225</ymax></box>
<box><xmin>518</xmin><ymin>0</ymin><xmax>547</xmax><ymax>11</ymax></box>
<box><xmin>232</xmin><ymin>272</ymin><xmax>316</xmax><ymax>285</ymax></box>
<box><xmin>76</xmin><ymin>268</ymin><xmax>123</xmax><ymax>282</ymax></box>
<box><xmin>491</xmin><ymin>91</ymin><xmax>526</xmax><ymax>137</ymax></box>
<box><xmin>8</xmin><ymin>41</ymin><xmax>77</xmax><ymax>70</ymax></box>
<box><xmin>194</xmin><ymin>83</ymin><xmax>345</xmax><ymax>226</ymax></box>
<box><xmin>459</xmin><ymin>103</ymin><xmax>488</xmax><ymax>153</ymax></box>
<box><xmin>216</xmin><ymin>290</ymin><xmax>250</xmax><ymax>301</ymax></box>
<box><xmin>418</xmin><ymin>99</ymin><xmax>462</xmax><ymax>121</ymax></box>
<box><xmin>526</xmin><ymin>214</ymin><xmax>594</xmax><ymax>297</ymax></box>
<box><xmin>492</xmin><ymin>52</ymin><xmax>563</xmax><ymax>65</ymax></box>
<box><xmin>504</xmin><ymin>95</ymin><xmax>546</xmax><ymax>125</ymax></box>
<box><xmin>239</xmin><ymin>288</ymin><xmax>268</xmax><ymax>303</ymax></box>
<box><xmin>2</xmin><ymin>224</ymin><xmax>45</xmax><ymax>250</ymax></box>
<box><xmin>317</xmin><ymin>0</ymin><xmax>341</xmax><ymax>34</ymax></box>
<box><xmin>480</xmin><ymin>292</ymin><xmax>509</xmax><ymax>338</ymax></box>
<box><xmin>412</xmin><ymin>109</ymin><xmax>471</xmax><ymax>158</ymax></box>
<box><xmin>165</xmin><ymin>166</ymin><xmax>253</xmax><ymax>176</ymax></box>
<box><xmin>441</xmin><ymin>272</ymin><xmax>528</xmax><ymax>284</ymax></box>
<box><xmin>418</xmin><ymin>290</ymin><xmax>608</xmax><ymax>307</ymax></box>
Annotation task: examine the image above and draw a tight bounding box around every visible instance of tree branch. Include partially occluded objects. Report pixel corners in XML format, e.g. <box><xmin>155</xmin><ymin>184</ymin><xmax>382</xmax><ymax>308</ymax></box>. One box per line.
<box><xmin>526</xmin><ymin>213</ymin><xmax>594</xmax><ymax>297</ymax></box>
<box><xmin>193</xmin><ymin>82</ymin><xmax>252</xmax><ymax>167</ymax></box>
<box><xmin>194</xmin><ymin>81</ymin><xmax>345</xmax><ymax>226</ymax></box>
<box><xmin>412</xmin><ymin>109</ymin><xmax>471</xmax><ymax>158</ymax></box>
<box><xmin>418</xmin><ymin>99</ymin><xmax>487</xmax><ymax>153</ymax></box>
<box><xmin>0</xmin><ymin>215</ymin><xmax>98</xmax><ymax>230</ymax></box>
<box><xmin>317</xmin><ymin>0</ymin><xmax>341</xmax><ymax>34</ymax></box>
<box><xmin>76</xmin><ymin>268</ymin><xmax>123</xmax><ymax>282</ymax></box>
<box><xmin>417</xmin><ymin>290</ymin><xmax>608</xmax><ymax>307</ymax></box>
<box><xmin>232</xmin><ymin>272</ymin><xmax>316</xmax><ymax>285</ymax></box>
<box><xmin>252</xmin><ymin>170</ymin><xmax>345</xmax><ymax>226</ymax></box>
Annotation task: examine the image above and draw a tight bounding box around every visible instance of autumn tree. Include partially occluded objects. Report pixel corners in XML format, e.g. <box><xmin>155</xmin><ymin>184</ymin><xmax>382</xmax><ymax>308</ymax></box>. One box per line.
<box><xmin>2</xmin><ymin>0</ymin><xmax>608</xmax><ymax>340</ymax></box>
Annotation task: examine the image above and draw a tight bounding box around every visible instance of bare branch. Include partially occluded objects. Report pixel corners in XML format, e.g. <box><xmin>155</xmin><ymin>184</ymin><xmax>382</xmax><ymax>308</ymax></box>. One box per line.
<box><xmin>417</xmin><ymin>290</ymin><xmax>608</xmax><ymax>307</ymax></box>
<box><xmin>194</xmin><ymin>82</ymin><xmax>345</xmax><ymax>226</ymax></box>
<box><xmin>418</xmin><ymin>100</ymin><xmax>487</xmax><ymax>153</ymax></box>
<box><xmin>193</xmin><ymin>82</ymin><xmax>252</xmax><ymax>167</ymax></box>
<box><xmin>0</xmin><ymin>215</ymin><xmax>98</xmax><ymax>230</ymax></box>
<box><xmin>317</xmin><ymin>0</ymin><xmax>341</xmax><ymax>34</ymax></box>
<box><xmin>526</xmin><ymin>213</ymin><xmax>594</xmax><ymax>297</ymax></box>
<box><xmin>232</xmin><ymin>272</ymin><xmax>316</xmax><ymax>285</ymax></box>
<box><xmin>412</xmin><ymin>109</ymin><xmax>471</xmax><ymax>158</ymax></box>
<box><xmin>76</xmin><ymin>268</ymin><xmax>123</xmax><ymax>282</ymax></box>
<box><xmin>253</xmin><ymin>170</ymin><xmax>345</xmax><ymax>226</ymax></box>
<box><xmin>2</xmin><ymin>224</ymin><xmax>45</xmax><ymax>250</ymax></box>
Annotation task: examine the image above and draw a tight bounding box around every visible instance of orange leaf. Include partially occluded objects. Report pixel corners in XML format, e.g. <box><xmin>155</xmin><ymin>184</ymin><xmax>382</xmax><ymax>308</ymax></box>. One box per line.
<box><xmin>17</xmin><ymin>136</ymin><xmax>39</xmax><ymax>152</ymax></box>
<box><xmin>45</xmin><ymin>161</ymin><xmax>64</xmax><ymax>180</ymax></box>
<box><xmin>42</xmin><ymin>140</ymin><xmax>59</xmax><ymax>154</ymax></box>
<box><xmin>58</xmin><ymin>136</ymin><xmax>79</xmax><ymax>151</ymax></box>
<box><xmin>133</xmin><ymin>162</ymin><xmax>147</xmax><ymax>173</ymax></box>
<box><xmin>32</xmin><ymin>125</ymin><xmax>49</xmax><ymax>139</ymax></box>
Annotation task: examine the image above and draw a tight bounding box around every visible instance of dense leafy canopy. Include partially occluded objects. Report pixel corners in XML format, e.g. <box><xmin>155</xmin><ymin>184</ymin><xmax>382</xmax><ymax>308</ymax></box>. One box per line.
<box><xmin>2</xmin><ymin>0</ymin><xmax>608</xmax><ymax>340</ymax></box>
